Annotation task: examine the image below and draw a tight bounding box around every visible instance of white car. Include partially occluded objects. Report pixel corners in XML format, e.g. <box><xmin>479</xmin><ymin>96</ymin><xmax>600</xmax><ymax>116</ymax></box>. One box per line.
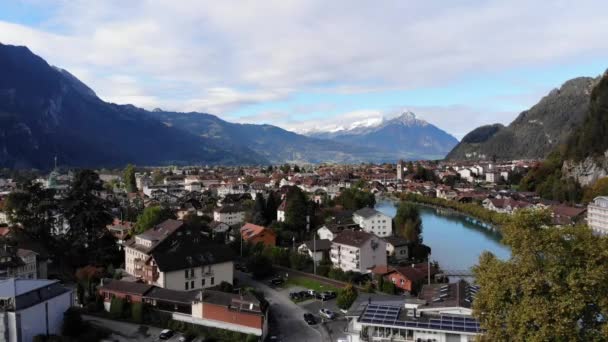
<box><xmin>319</xmin><ymin>308</ymin><xmax>336</xmax><ymax>319</ymax></box>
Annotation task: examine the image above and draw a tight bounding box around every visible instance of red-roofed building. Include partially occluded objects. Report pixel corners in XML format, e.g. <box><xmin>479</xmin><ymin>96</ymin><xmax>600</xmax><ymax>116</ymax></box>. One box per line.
<box><xmin>240</xmin><ymin>223</ymin><xmax>276</xmax><ymax>247</ymax></box>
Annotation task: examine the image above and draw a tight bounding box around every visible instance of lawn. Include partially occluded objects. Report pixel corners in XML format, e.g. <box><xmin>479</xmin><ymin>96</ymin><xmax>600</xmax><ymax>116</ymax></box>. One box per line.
<box><xmin>285</xmin><ymin>276</ymin><xmax>341</xmax><ymax>293</ymax></box>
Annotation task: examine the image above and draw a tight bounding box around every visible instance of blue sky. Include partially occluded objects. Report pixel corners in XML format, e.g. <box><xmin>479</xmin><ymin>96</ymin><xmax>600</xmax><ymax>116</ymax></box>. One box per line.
<box><xmin>1</xmin><ymin>1</ymin><xmax>607</xmax><ymax>139</ymax></box>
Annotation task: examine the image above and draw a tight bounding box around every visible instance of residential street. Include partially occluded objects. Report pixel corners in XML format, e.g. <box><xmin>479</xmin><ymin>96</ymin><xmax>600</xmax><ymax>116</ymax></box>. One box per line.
<box><xmin>236</xmin><ymin>271</ymin><xmax>330</xmax><ymax>342</ymax></box>
<box><xmin>82</xmin><ymin>314</ymin><xmax>185</xmax><ymax>342</ymax></box>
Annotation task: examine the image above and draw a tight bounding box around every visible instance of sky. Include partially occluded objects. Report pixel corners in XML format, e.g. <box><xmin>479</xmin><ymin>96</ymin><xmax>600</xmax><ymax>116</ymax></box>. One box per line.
<box><xmin>1</xmin><ymin>1</ymin><xmax>607</xmax><ymax>139</ymax></box>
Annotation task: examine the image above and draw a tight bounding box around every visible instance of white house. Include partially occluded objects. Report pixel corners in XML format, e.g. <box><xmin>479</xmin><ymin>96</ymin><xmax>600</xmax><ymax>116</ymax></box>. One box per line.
<box><xmin>124</xmin><ymin>219</ymin><xmax>184</xmax><ymax>277</ymax></box>
<box><xmin>0</xmin><ymin>278</ymin><xmax>74</xmax><ymax>342</ymax></box>
<box><xmin>297</xmin><ymin>239</ymin><xmax>332</xmax><ymax>265</ymax></box>
<box><xmin>213</xmin><ymin>205</ymin><xmax>245</xmax><ymax>226</ymax></box>
<box><xmin>588</xmin><ymin>196</ymin><xmax>608</xmax><ymax>235</ymax></box>
<box><xmin>353</xmin><ymin>208</ymin><xmax>392</xmax><ymax>237</ymax></box>
<box><xmin>0</xmin><ymin>247</ymin><xmax>39</xmax><ymax>280</ymax></box>
<box><xmin>330</xmin><ymin>230</ymin><xmax>387</xmax><ymax>273</ymax></box>
<box><xmin>144</xmin><ymin>241</ymin><xmax>234</xmax><ymax>291</ymax></box>
<box><xmin>277</xmin><ymin>200</ymin><xmax>287</xmax><ymax>222</ymax></box>
<box><xmin>457</xmin><ymin>168</ymin><xmax>474</xmax><ymax>183</ymax></box>
<box><xmin>383</xmin><ymin>236</ymin><xmax>410</xmax><ymax>261</ymax></box>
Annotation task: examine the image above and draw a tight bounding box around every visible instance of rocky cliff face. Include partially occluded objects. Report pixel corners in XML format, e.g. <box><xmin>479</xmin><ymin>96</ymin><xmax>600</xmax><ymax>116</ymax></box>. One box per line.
<box><xmin>562</xmin><ymin>154</ymin><xmax>608</xmax><ymax>187</ymax></box>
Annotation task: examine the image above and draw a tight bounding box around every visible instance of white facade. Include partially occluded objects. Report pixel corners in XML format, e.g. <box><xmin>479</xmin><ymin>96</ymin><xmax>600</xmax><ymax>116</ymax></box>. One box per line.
<box><xmin>317</xmin><ymin>226</ymin><xmax>336</xmax><ymax>241</ymax></box>
<box><xmin>457</xmin><ymin>169</ymin><xmax>474</xmax><ymax>183</ymax></box>
<box><xmin>277</xmin><ymin>209</ymin><xmax>286</xmax><ymax>222</ymax></box>
<box><xmin>213</xmin><ymin>209</ymin><xmax>245</xmax><ymax>226</ymax></box>
<box><xmin>353</xmin><ymin>210</ymin><xmax>392</xmax><ymax>237</ymax></box>
<box><xmin>330</xmin><ymin>236</ymin><xmax>387</xmax><ymax>273</ymax></box>
<box><xmin>588</xmin><ymin>196</ymin><xmax>608</xmax><ymax>235</ymax></box>
<box><xmin>155</xmin><ymin>261</ymin><xmax>234</xmax><ymax>291</ymax></box>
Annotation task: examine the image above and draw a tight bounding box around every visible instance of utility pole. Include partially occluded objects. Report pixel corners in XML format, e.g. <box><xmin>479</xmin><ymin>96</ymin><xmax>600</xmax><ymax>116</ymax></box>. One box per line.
<box><xmin>428</xmin><ymin>253</ymin><xmax>431</xmax><ymax>285</ymax></box>
<box><xmin>313</xmin><ymin>231</ymin><xmax>317</xmax><ymax>276</ymax></box>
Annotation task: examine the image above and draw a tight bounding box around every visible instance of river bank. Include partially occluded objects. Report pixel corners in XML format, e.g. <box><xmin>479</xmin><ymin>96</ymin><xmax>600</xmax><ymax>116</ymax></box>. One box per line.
<box><xmin>375</xmin><ymin>197</ymin><xmax>510</xmax><ymax>271</ymax></box>
<box><xmin>380</xmin><ymin>192</ymin><xmax>510</xmax><ymax>230</ymax></box>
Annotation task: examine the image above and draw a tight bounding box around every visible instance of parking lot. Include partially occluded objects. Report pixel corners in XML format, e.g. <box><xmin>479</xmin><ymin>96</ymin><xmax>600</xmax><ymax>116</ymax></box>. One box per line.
<box><xmin>278</xmin><ymin>283</ymin><xmax>349</xmax><ymax>342</ymax></box>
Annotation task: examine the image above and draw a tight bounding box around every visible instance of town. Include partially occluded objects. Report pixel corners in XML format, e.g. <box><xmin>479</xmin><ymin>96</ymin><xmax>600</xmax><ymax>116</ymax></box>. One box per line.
<box><xmin>0</xmin><ymin>156</ymin><xmax>600</xmax><ymax>342</ymax></box>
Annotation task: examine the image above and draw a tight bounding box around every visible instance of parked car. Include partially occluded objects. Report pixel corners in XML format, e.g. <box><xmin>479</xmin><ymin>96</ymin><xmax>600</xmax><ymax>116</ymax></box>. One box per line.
<box><xmin>159</xmin><ymin>329</ymin><xmax>174</xmax><ymax>340</ymax></box>
<box><xmin>298</xmin><ymin>290</ymin><xmax>311</xmax><ymax>298</ymax></box>
<box><xmin>326</xmin><ymin>291</ymin><xmax>337</xmax><ymax>299</ymax></box>
<box><xmin>289</xmin><ymin>292</ymin><xmax>302</xmax><ymax>300</ymax></box>
<box><xmin>269</xmin><ymin>277</ymin><xmax>284</xmax><ymax>286</ymax></box>
<box><xmin>178</xmin><ymin>334</ymin><xmax>196</xmax><ymax>342</ymax></box>
<box><xmin>319</xmin><ymin>308</ymin><xmax>336</xmax><ymax>320</ymax></box>
<box><xmin>303</xmin><ymin>313</ymin><xmax>317</xmax><ymax>325</ymax></box>
<box><xmin>306</xmin><ymin>289</ymin><xmax>316</xmax><ymax>296</ymax></box>
<box><xmin>316</xmin><ymin>292</ymin><xmax>329</xmax><ymax>301</ymax></box>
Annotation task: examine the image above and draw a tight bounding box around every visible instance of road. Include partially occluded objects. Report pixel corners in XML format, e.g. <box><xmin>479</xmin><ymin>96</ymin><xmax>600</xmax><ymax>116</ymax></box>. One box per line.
<box><xmin>82</xmin><ymin>314</ymin><xmax>185</xmax><ymax>342</ymax></box>
<box><xmin>236</xmin><ymin>271</ymin><xmax>328</xmax><ymax>342</ymax></box>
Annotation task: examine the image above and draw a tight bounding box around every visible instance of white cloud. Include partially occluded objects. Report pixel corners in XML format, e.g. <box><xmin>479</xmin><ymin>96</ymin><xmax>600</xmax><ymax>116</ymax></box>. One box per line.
<box><xmin>0</xmin><ymin>0</ymin><xmax>607</xmax><ymax>133</ymax></box>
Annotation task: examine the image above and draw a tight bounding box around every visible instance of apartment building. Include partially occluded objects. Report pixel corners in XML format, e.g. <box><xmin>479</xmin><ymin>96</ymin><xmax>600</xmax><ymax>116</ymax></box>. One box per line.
<box><xmin>353</xmin><ymin>208</ymin><xmax>393</xmax><ymax>237</ymax></box>
<box><xmin>0</xmin><ymin>278</ymin><xmax>73</xmax><ymax>342</ymax></box>
<box><xmin>213</xmin><ymin>205</ymin><xmax>245</xmax><ymax>226</ymax></box>
<box><xmin>588</xmin><ymin>196</ymin><xmax>608</xmax><ymax>235</ymax></box>
<box><xmin>330</xmin><ymin>230</ymin><xmax>387</xmax><ymax>273</ymax></box>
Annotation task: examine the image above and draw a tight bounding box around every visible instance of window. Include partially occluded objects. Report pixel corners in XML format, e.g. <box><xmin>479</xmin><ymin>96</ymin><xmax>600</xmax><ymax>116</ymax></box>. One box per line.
<box><xmin>211</xmin><ymin>277</ymin><xmax>215</xmax><ymax>285</ymax></box>
<box><xmin>202</xmin><ymin>278</ymin><xmax>206</xmax><ymax>286</ymax></box>
<box><xmin>190</xmin><ymin>269</ymin><xmax>194</xmax><ymax>277</ymax></box>
<box><xmin>191</xmin><ymin>280</ymin><xmax>194</xmax><ymax>289</ymax></box>
<box><xmin>185</xmin><ymin>282</ymin><xmax>189</xmax><ymax>290</ymax></box>
<box><xmin>185</xmin><ymin>269</ymin><xmax>189</xmax><ymax>278</ymax></box>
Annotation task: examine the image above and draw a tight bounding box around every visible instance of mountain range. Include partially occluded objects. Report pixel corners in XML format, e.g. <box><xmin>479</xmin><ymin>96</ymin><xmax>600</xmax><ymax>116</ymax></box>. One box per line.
<box><xmin>446</xmin><ymin>77</ymin><xmax>597</xmax><ymax>161</ymax></box>
<box><xmin>0</xmin><ymin>43</ymin><xmax>458</xmax><ymax>169</ymax></box>
<box><xmin>307</xmin><ymin>112</ymin><xmax>458</xmax><ymax>160</ymax></box>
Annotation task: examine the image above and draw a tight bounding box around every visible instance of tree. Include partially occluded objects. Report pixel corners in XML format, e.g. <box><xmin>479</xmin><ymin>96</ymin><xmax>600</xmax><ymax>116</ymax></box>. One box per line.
<box><xmin>265</xmin><ymin>191</ymin><xmax>279</xmax><ymax>223</ymax></box>
<box><xmin>134</xmin><ymin>205</ymin><xmax>175</xmax><ymax>234</ymax></box>
<box><xmin>473</xmin><ymin>209</ymin><xmax>608</xmax><ymax>341</ymax></box>
<box><xmin>62</xmin><ymin>170</ymin><xmax>113</xmax><ymax>250</ymax></box>
<box><xmin>381</xmin><ymin>280</ymin><xmax>396</xmax><ymax>294</ymax></box>
<box><xmin>252</xmin><ymin>193</ymin><xmax>267</xmax><ymax>226</ymax></box>
<box><xmin>394</xmin><ymin>202</ymin><xmax>422</xmax><ymax>242</ymax></box>
<box><xmin>246</xmin><ymin>254</ymin><xmax>273</xmax><ymax>279</ymax></box>
<box><xmin>337</xmin><ymin>284</ymin><xmax>358</xmax><ymax>310</ymax></box>
<box><xmin>284</xmin><ymin>186</ymin><xmax>308</xmax><ymax>232</ymax></box>
<box><xmin>583</xmin><ymin>177</ymin><xmax>608</xmax><ymax>203</ymax></box>
<box><xmin>123</xmin><ymin>164</ymin><xmax>137</xmax><ymax>193</ymax></box>
<box><xmin>5</xmin><ymin>180</ymin><xmax>57</xmax><ymax>240</ymax></box>
<box><xmin>131</xmin><ymin>302</ymin><xmax>144</xmax><ymax>323</ymax></box>
<box><xmin>334</xmin><ymin>188</ymin><xmax>375</xmax><ymax>210</ymax></box>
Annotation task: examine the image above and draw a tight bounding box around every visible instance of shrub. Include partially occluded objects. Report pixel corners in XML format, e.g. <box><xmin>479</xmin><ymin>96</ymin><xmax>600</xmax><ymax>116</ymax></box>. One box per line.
<box><xmin>381</xmin><ymin>281</ymin><xmax>396</xmax><ymax>295</ymax></box>
<box><xmin>337</xmin><ymin>284</ymin><xmax>358</xmax><ymax>310</ymax></box>
<box><xmin>109</xmin><ymin>297</ymin><xmax>125</xmax><ymax>319</ymax></box>
<box><xmin>62</xmin><ymin>307</ymin><xmax>85</xmax><ymax>337</ymax></box>
<box><xmin>131</xmin><ymin>302</ymin><xmax>143</xmax><ymax>323</ymax></box>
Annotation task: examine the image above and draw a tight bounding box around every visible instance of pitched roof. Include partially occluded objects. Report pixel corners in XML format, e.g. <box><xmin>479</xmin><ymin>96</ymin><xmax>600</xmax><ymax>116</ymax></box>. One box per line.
<box><xmin>354</xmin><ymin>207</ymin><xmax>383</xmax><ymax>219</ymax></box>
<box><xmin>152</xmin><ymin>241</ymin><xmax>235</xmax><ymax>272</ymax></box>
<box><xmin>214</xmin><ymin>204</ymin><xmax>243</xmax><ymax>213</ymax></box>
<box><xmin>303</xmin><ymin>239</ymin><xmax>332</xmax><ymax>251</ymax></box>
<box><xmin>125</xmin><ymin>219</ymin><xmax>184</xmax><ymax>253</ymax></box>
<box><xmin>240</xmin><ymin>223</ymin><xmax>275</xmax><ymax>241</ymax></box>
<box><xmin>391</xmin><ymin>263</ymin><xmax>437</xmax><ymax>283</ymax></box>
<box><xmin>99</xmin><ymin>279</ymin><xmax>153</xmax><ymax>296</ymax></box>
<box><xmin>332</xmin><ymin>229</ymin><xmax>374</xmax><ymax>248</ymax></box>
<box><xmin>383</xmin><ymin>236</ymin><xmax>411</xmax><ymax>247</ymax></box>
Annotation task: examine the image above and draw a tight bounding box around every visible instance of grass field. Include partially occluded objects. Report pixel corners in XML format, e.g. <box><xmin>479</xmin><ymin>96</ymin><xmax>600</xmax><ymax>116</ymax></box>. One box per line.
<box><xmin>285</xmin><ymin>276</ymin><xmax>341</xmax><ymax>293</ymax></box>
